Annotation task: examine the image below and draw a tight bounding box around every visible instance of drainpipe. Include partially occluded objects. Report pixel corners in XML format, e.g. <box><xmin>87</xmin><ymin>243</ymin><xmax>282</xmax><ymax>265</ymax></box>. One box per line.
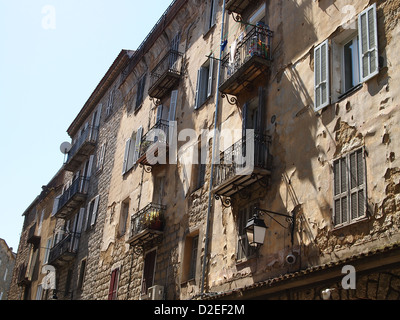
<box><xmin>201</xmin><ymin>0</ymin><xmax>226</xmax><ymax>296</ymax></box>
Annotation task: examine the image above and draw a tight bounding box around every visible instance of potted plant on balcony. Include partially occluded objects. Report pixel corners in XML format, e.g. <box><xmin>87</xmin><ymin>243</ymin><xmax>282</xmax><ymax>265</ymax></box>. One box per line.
<box><xmin>143</xmin><ymin>208</ymin><xmax>163</xmax><ymax>231</ymax></box>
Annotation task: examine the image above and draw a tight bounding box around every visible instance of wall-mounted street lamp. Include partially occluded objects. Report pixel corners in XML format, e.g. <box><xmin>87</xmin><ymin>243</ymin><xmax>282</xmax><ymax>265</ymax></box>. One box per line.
<box><xmin>245</xmin><ymin>207</ymin><xmax>296</xmax><ymax>248</ymax></box>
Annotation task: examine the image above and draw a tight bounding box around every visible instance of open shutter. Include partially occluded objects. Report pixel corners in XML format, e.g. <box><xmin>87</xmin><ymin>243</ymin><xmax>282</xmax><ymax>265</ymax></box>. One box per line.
<box><xmin>210</xmin><ymin>0</ymin><xmax>217</xmax><ymax>27</ymax></box>
<box><xmin>169</xmin><ymin>90</ymin><xmax>178</xmax><ymax>122</ymax></box>
<box><xmin>51</xmin><ymin>194</ymin><xmax>61</xmax><ymax>216</ymax></box>
<box><xmin>314</xmin><ymin>39</ymin><xmax>330</xmax><ymax>111</ymax></box>
<box><xmin>122</xmin><ymin>138</ymin><xmax>131</xmax><ymax>174</ymax></box>
<box><xmin>90</xmin><ymin>195</ymin><xmax>100</xmax><ymax>227</ymax></box>
<box><xmin>358</xmin><ymin>4</ymin><xmax>379</xmax><ymax>83</ymax></box>
<box><xmin>156</xmin><ymin>105</ymin><xmax>163</xmax><ymax>122</ymax></box>
<box><xmin>207</xmin><ymin>56</ymin><xmax>214</xmax><ymax>98</ymax></box>
<box><xmin>76</xmin><ymin>208</ymin><xmax>85</xmax><ymax>233</ymax></box>
<box><xmin>133</xmin><ymin>127</ymin><xmax>143</xmax><ymax>164</ymax></box>
<box><xmin>108</xmin><ymin>268</ymin><xmax>119</xmax><ymax>300</ymax></box>
<box><xmin>194</xmin><ymin>69</ymin><xmax>201</xmax><ymax>109</ymax></box>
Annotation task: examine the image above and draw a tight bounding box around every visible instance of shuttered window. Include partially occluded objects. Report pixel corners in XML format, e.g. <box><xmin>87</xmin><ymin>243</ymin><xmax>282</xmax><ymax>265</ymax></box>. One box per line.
<box><xmin>136</xmin><ymin>74</ymin><xmax>147</xmax><ymax>110</ymax></box>
<box><xmin>237</xmin><ymin>203</ymin><xmax>258</xmax><ymax>260</ymax></box>
<box><xmin>141</xmin><ymin>250</ymin><xmax>156</xmax><ymax>295</ymax></box>
<box><xmin>314</xmin><ymin>39</ymin><xmax>330</xmax><ymax>112</ymax></box>
<box><xmin>194</xmin><ymin>57</ymin><xmax>214</xmax><ymax>109</ymax></box>
<box><xmin>358</xmin><ymin>4</ymin><xmax>379</xmax><ymax>83</ymax></box>
<box><xmin>333</xmin><ymin>148</ymin><xmax>366</xmax><ymax>226</ymax></box>
<box><xmin>108</xmin><ymin>268</ymin><xmax>120</xmax><ymax>300</ymax></box>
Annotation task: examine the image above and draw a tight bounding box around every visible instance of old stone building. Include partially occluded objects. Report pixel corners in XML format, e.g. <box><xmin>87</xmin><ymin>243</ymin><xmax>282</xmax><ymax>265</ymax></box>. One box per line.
<box><xmin>9</xmin><ymin>0</ymin><xmax>400</xmax><ymax>300</ymax></box>
<box><xmin>0</xmin><ymin>239</ymin><xmax>16</xmax><ymax>300</ymax></box>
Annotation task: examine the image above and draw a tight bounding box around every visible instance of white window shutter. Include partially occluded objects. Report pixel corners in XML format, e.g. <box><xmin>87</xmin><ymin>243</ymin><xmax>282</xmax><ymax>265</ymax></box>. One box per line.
<box><xmin>133</xmin><ymin>127</ymin><xmax>143</xmax><ymax>164</ymax></box>
<box><xmin>76</xmin><ymin>208</ymin><xmax>85</xmax><ymax>233</ymax></box>
<box><xmin>51</xmin><ymin>195</ymin><xmax>61</xmax><ymax>216</ymax></box>
<box><xmin>122</xmin><ymin>138</ymin><xmax>131</xmax><ymax>174</ymax></box>
<box><xmin>90</xmin><ymin>195</ymin><xmax>100</xmax><ymax>227</ymax></box>
<box><xmin>169</xmin><ymin>90</ymin><xmax>178</xmax><ymax>121</ymax></box>
<box><xmin>87</xmin><ymin>155</ymin><xmax>94</xmax><ymax>179</ymax></box>
<box><xmin>314</xmin><ymin>39</ymin><xmax>330</xmax><ymax>112</ymax></box>
<box><xmin>156</xmin><ymin>105</ymin><xmax>163</xmax><ymax>122</ymax></box>
<box><xmin>358</xmin><ymin>4</ymin><xmax>379</xmax><ymax>83</ymax></box>
<box><xmin>194</xmin><ymin>69</ymin><xmax>201</xmax><ymax>109</ymax></box>
<box><xmin>207</xmin><ymin>56</ymin><xmax>214</xmax><ymax>98</ymax></box>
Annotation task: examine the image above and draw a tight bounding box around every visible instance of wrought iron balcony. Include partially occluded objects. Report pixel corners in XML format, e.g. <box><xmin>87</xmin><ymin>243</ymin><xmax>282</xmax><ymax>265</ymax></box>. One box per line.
<box><xmin>127</xmin><ymin>203</ymin><xmax>166</xmax><ymax>253</ymax></box>
<box><xmin>48</xmin><ymin>232</ymin><xmax>80</xmax><ymax>266</ymax></box>
<box><xmin>55</xmin><ymin>176</ymin><xmax>89</xmax><ymax>220</ymax></box>
<box><xmin>26</xmin><ymin>223</ymin><xmax>41</xmax><ymax>247</ymax></box>
<box><xmin>148</xmin><ymin>49</ymin><xmax>183</xmax><ymax>100</ymax></box>
<box><xmin>226</xmin><ymin>0</ymin><xmax>256</xmax><ymax>15</ymax></box>
<box><xmin>65</xmin><ymin>126</ymin><xmax>98</xmax><ymax>172</ymax></box>
<box><xmin>137</xmin><ymin>119</ymin><xmax>170</xmax><ymax>167</ymax></box>
<box><xmin>213</xmin><ymin>133</ymin><xmax>272</xmax><ymax>199</ymax></box>
<box><xmin>219</xmin><ymin>25</ymin><xmax>273</xmax><ymax>97</ymax></box>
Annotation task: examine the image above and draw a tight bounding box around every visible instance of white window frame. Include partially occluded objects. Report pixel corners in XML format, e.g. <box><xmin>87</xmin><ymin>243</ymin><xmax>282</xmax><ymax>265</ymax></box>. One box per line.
<box><xmin>314</xmin><ymin>4</ymin><xmax>379</xmax><ymax>111</ymax></box>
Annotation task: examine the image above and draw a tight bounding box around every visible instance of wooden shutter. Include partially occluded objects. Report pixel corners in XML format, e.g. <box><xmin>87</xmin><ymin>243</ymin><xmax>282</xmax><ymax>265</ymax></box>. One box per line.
<box><xmin>207</xmin><ymin>56</ymin><xmax>214</xmax><ymax>98</ymax></box>
<box><xmin>51</xmin><ymin>194</ymin><xmax>61</xmax><ymax>216</ymax></box>
<box><xmin>108</xmin><ymin>268</ymin><xmax>119</xmax><ymax>300</ymax></box>
<box><xmin>333</xmin><ymin>157</ymin><xmax>348</xmax><ymax>226</ymax></box>
<box><xmin>358</xmin><ymin>4</ymin><xmax>379</xmax><ymax>82</ymax></box>
<box><xmin>76</xmin><ymin>208</ymin><xmax>85</xmax><ymax>233</ymax></box>
<box><xmin>142</xmin><ymin>250</ymin><xmax>156</xmax><ymax>295</ymax></box>
<box><xmin>349</xmin><ymin>149</ymin><xmax>366</xmax><ymax>220</ymax></box>
<box><xmin>122</xmin><ymin>138</ymin><xmax>131</xmax><ymax>174</ymax></box>
<box><xmin>90</xmin><ymin>195</ymin><xmax>100</xmax><ymax>227</ymax></box>
<box><xmin>156</xmin><ymin>105</ymin><xmax>163</xmax><ymax>122</ymax></box>
<box><xmin>194</xmin><ymin>69</ymin><xmax>201</xmax><ymax>109</ymax></box>
<box><xmin>314</xmin><ymin>39</ymin><xmax>330</xmax><ymax>111</ymax></box>
<box><xmin>169</xmin><ymin>90</ymin><xmax>178</xmax><ymax>122</ymax></box>
<box><xmin>133</xmin><ymin>127</ymin><xmax>143</xmax><ymax>164</ymax></box>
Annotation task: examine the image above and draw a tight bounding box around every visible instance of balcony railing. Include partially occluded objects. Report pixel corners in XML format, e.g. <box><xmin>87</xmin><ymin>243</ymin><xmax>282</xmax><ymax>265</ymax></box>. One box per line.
<box><xmin>65</xmin><ymin>126</ymin><xmax>99</xmax><ymax>172</ymax></box>
<box><xmin>48</xmin><ymin>232</ymin><xmax>80</xmax><ymax>266</ymax></box>
<box><xmin>127</xmin><ymin>203</ymin><xmax>166</xmax><ymax>249</ymax></box>
<box><xmin>213</xmin><ymin>133</ymin><xmax>272</xmax><ymax>198</ymax></box>
<box><xmin>137</xmin><ymin>119</ymin><xmax>170</xmax><ymax>167</ymax></box>
<box><xmin>55</xmin><ymin>176</ymin><xmax>89</xmax><ymax>220</ymax></box>
<box><xmin>219</xmin><ymin>24</ymin><xmax>273</xmax><ymax>96</ymax></box>
<box><xmin>148</xmin><ymin>50</ymin><xmax>183</xmax><ymax>100</ymax></box>
<box><xmin>226</xmin><ymin>0</ymin><xmax>256</xmax><ymax>15</ymax></box>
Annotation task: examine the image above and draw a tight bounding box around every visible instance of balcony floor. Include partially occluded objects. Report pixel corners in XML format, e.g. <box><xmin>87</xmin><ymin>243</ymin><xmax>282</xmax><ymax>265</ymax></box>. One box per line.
<box><xmin>148</xmin><ymin>71</ymin><xmax>181</xmax><ymax>100</ymax></box>
<box><xmin>55</xmin><ymin>193</ymin><xmax>87</xmax><ymax>220</ymax></box>
<box><xmin>213</xmin><ymin>166</ymin><xmax>271</xmax><ymax>198</ymax></box>
<box><xmin>126</xmin><ymin>229</ymin><xmax>163</xmax><ymax>247</ymax></box>
<box><xmin>219</xmin><ymin>55</ymin><xmax>271</xmax><ymax>96</ymax></box>
<box><xmin>226</xmin><ymin>0</ymin><xmax>255</xmax><ymax>15</ymax></box>
<box><xmin>64</xmin><ymin>141</ymin><xmax>96</xmax><ymax>172</ymax></box>
<box><xmin>137</xmin><ymin>142</ymin><xmax>169</xmax><ymax>167</ymax></box>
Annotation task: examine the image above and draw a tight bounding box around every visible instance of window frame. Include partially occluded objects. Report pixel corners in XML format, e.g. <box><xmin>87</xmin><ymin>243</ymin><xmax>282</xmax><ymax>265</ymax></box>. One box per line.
<box><xmin>194</xmin><ymin>56</ymin><xmax>214</xmax><ymax>110</ymax></box>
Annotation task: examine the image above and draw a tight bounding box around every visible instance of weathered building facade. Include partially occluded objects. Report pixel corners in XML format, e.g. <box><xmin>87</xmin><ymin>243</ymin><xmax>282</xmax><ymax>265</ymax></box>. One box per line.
<box><xmin>0</xmin><ymin>239</ymin><xmax>16</xmax><ymax>300</ymax></box>
<box><xmin>9</xmin><ymin>0</ymin><xmax>400</xmax><ymax>300</ymax></box>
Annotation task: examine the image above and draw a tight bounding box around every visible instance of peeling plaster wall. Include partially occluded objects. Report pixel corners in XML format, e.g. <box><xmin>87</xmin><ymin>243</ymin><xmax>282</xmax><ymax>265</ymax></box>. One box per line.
<box><xmin>206</xmin><ymin>0</ymin><xmax>400</xmax><ymax>295</ymax></box>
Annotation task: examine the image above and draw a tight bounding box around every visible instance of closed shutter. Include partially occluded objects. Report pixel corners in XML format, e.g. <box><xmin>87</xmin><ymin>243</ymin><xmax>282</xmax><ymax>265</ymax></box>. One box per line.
<box><xmin>358</xmin><ymin>4</ymin><xmax>379</xmax><ymax>82</ymax></box>
<box><xmin>333</xmin><ymin>157</ymin><xmax>348</xmax><ymax>225</ymax></box>
<box><xmin>349</xmin><ymin>149</ymin><xmax>366</xmax><ymax>220</ymax></box>
<box><xmin>108</xmin><ymin>268</ymin><xmax>120</xmax><ymax>300</ymax></box>
<box><xmin>314</xmin><ymin>39</ymin><xmax>330</xmax><ymax>111</ymax></box>
<box><xmin>156</xmin><ymin>105</ymin><xmax>163</xmax><ymax>122</ymax></box>
<box><xmin>169</xmin><ymin>90</ymin><xmax>178</xmax><ymax>122</ymax></box>
<box><xmin>142</xmin><ymin>250</ymin><xmax>156</xmax><ymax>295</ymax></box>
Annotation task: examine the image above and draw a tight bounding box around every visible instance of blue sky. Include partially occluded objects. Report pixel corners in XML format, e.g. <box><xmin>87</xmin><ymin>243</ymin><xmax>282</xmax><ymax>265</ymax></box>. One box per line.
<box><xmin>0</xmin><ymin>0</ymin><xmax>173</xmax><ymax>251</ymax></box>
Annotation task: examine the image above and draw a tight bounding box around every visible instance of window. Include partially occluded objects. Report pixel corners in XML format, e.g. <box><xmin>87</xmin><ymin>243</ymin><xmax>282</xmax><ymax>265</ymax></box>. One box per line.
<box><xmin>85</xmin><ymin>195</ymin><xmax>100</xmax><ymax>230</ymax></box>
<box><xmin>194</xmin><ymin>56</ymin><xmax>214</xmax><ymax>109</ymax></box>
<box><xmin>314</xmin><ymin>4</ymin><xmax>378</xmax><ymax>112</ymax></box>
<box><xmin>118</xmin><ymin>199</ymin><xmax>130</xmax><ymax>237</ymax></box>
<box><xmin>43</xmin><ymin>238</ymin><xmax>52</xmax><ymax>264</ymax></box>
<box><xmin>333</xmin><ymin>148</ymin><xmax>366</xmax><ymax>227</ymax></box>
<box><xmin>182</xmin><ymin>232</ymin><xmax>199</xmax><ymax>282</ymax></box>
<box><xmin>96</xmin><ymin>142</ymin><xmax>106</xmax><ymax>172</ymax></box>
<box><xmin>35</xmin><ymin>285</ymin><xmax>43</xmax><ymax>300</ymax></box>
<box><xmin>122</xmin><ymin>127</ymin><xmax>143</xmax><ymax>174</ymax></box>
<box><xmin>135</xmin><ymin>74</ymin><xmax>147</xmax><ymax>110</ymax></box>
<box><xmin>237</xmin><ymin>203</ymin><xmax>258</xmax><ymax>260</ymax></box>
<box><xmin>205</xmin><ymin>0</ymin><xmax>217</xmax><ymax>31</ymax></box>
<box><xmin>141</xmin><ymin>249</ymin><xmax>156</xmax><ymax>295</ymax></box>
<box><xmin>108</xmin><ymin>268</ymin><xmax>120</xmax><ymax>300</ymax></box>
<box><xmin>77</xmin><ymin>259</ymin><xmax>87</xmax><ymax>291</ymax></box>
